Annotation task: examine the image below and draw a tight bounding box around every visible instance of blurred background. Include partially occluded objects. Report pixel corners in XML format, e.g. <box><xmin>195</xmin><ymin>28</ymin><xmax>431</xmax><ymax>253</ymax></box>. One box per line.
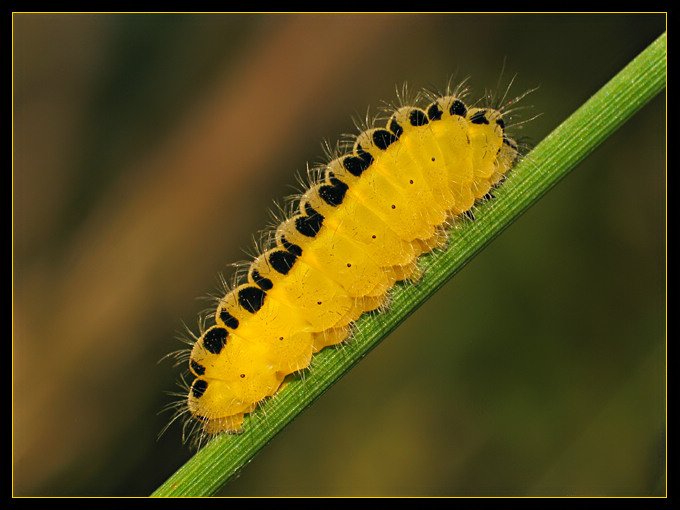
<box><xmin>13</xmin><ymin>13</ymin><xmax>666</xmax><ymax>496</ymax></box>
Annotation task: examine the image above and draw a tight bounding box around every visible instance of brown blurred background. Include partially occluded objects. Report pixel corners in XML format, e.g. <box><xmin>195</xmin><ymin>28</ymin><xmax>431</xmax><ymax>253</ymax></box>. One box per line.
<box><xmin>12</xmin><ymin>13</ymin><xmax>666</xmax><ymax>496</ymax></box>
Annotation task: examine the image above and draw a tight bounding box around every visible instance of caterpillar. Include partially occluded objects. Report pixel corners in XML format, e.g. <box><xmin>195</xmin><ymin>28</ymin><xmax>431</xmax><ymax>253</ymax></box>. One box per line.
<box><xmin>172</xmin><ymin>83</ymin><xmax>522</xmax><ymax>442</ymax></box>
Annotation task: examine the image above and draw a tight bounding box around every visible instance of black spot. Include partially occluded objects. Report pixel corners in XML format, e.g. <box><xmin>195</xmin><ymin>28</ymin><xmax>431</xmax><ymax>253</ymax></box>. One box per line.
<box><xmin>470</xmin><ymin>110</ymin><xmax>489</xmax><ymax>124</ymax></box>
<box><xmin>203</xmin><ymin>327</ymin><xmax>228</xmax><ymax>354</ymax></box>
<box><xmin>294</xmin><ymin>209</ymin><xmax>324</xmax><ymax>237</ymax></box>
<box><xmin>389</xmin><ymin>118</ymin><xmax>404</xmax><ymax>138</ymax></box>
<box><xmin>427</xmin><ymin>102</ymin><xmax>443</xmax><ymax>121</ymax></box>
<box><xmin>219</xmin><ymin>309</ymin><xmax>239</xmax><ymax>329</ymax></box>
<box><xmin>449</xmin><ymin>99</ymin><xmax>467</xmax><ymax>117</ymax></box>
<box><xmin>190</xmin><ymin>360</ymin><xmax>205</xmax><ymax>376</ymax></box>
<box><xmin>503</xmin><ymin>136</ymin><xmax>518</xmax><ymax>151</ymax></box>
<box><xmin>409</xmin><ymin>109</ymin><xmax>429</xmax><ymax>126</ymax></box>
<box><xmin>269</xmin><ymin>249</ymin><xmax>297</xmax><ymax>275</ymax></box>
<box><xmin>330</xmin><ymin>175</ymin><xmax>349</xmax><ymax>190</ymax></box>
<box><xmin>495</xmin><ymin>175</ymin><xmax>508</xmax><ymax>187</ymax></box>
<box><xmin>482</xmin><ymin>191</ymin><xmax>496</xmax><ymax>201</ymax></box>
<box><xmin>238</xmin><ymin>286</ymin><xmax>266</xmax><ymax>313</ymax></box>
<box><xmin>319</xmin><ymin>177</ymin><xmax>349</xmax><ymax>207</ymax></box>
<box><xmin>358</xmin><ymin>146</ymin><xmax>374</xmax><ymax>161</ymax></box>
<box><xmin>191</xmin><ymin>379</ymin><xmax>208</xmax><ymax>399</ymax></box>
<box><xmin>280</xmin><ymin>236</ymin><xmax>302</xmax><ymax>257</ymax></box>
<box><xmin>496</xmin><ymin>117</ymin><xmax>505</xmax><ymax>130</ymax></box>
<box><xmin>318</xmin><ymin>185</ymin><xmax>343</xmax><ymax>207</ymax></box>
<box><xmin>343</xmin><ymin>149</ymin><xmax>373</xmax><ymax>177</ymax></box>
<box><xmin>251</xmin><ymin>268</ymin><xmax>273</xmax><ymax>291</ymax></box>
<box><xmin>372</xmin><ymin>129</ymin><xmax>397</xmax><ymax>150</ymax></box>
<box><xmin>463</xmin><ymin>209</ymin><xmax>476</xmax><ymax>221</ymax></box>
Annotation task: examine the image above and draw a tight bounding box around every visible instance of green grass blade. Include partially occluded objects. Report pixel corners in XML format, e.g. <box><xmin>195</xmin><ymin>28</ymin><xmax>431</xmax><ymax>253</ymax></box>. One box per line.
<box><xmin>152</xmin><ymin>31</ymin><xmax>666</xmax><ymax>497</ymax></box>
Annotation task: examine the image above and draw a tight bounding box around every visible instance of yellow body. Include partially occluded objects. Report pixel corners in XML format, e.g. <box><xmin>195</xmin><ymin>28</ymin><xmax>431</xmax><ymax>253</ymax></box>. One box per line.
<box><xmin>185</xmin><ymin>94</ymin><xmax>519</xmax><ymax>436</ymax></box>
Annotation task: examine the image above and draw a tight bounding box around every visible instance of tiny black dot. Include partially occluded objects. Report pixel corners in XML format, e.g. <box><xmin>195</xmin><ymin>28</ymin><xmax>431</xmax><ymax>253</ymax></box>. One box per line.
<box><xmin>317</xmin><ymin>301</ymin><xmax>322</xmax><ymax>305</ymax></box>
<box><xmin>391</xmin><ymin>204</ymin><xmax>396</xmax><ymax>209</ymax></box>
<box><xmin>347</xmin><ymin>263</ymin><xmax>352</xmax><ymax>267</ymax></box>
<box><xmin>279</xmin><ymin>336</ymin><xmax>284</xmax><ymax>340</ymax></box>
<box><xmin>431</xmin><ymin>157</ymin><xmax>435</xmax><ymax>161</ymax></box>
<box><xmin>372</xmin><ymin>235</ymin><xmax>377</xmax><ymax>239</ymax></box>
<box><xmin>240</xmin><ymin>374</ymin><xmax>245</xmax><ymax>378</ymax></box>
<box><xmin>409</xmin><ymin>179</ymin><xmax>414</xmax><ymax>184</ymax></box>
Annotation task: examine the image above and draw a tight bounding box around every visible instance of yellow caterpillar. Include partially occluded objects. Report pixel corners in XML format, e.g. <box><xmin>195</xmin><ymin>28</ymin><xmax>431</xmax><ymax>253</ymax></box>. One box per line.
<box><xmin>178</xmin><ymin>86</ymin><xmax>520</xmax><ymax>439</ymax></box>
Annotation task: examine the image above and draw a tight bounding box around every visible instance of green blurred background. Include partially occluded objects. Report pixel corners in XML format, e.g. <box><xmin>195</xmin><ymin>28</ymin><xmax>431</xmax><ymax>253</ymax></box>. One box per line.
<box><xmin>12</xmin><ymin>13</ymin><xmax>666</xmax><ymax>496</ymax></box>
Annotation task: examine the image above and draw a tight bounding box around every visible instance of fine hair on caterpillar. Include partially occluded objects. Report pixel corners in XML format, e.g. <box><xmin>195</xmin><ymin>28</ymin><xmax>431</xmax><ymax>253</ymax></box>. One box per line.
<box><xmin>162</xmin><ymin>77</ymin><xmax>534</xmax><ymax>449</ymax></box>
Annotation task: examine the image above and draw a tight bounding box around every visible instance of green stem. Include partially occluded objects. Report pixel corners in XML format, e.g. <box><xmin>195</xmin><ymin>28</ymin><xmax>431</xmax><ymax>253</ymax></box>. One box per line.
<box><xmin>152</xmin><ymin>31</ymin><xmax>666</xmax><ymax>497</ymax></box>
